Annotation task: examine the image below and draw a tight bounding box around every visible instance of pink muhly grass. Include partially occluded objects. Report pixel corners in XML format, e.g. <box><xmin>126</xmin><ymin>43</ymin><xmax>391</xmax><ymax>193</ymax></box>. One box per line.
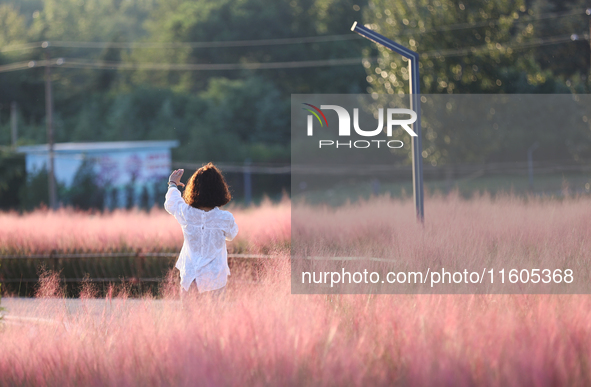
<box><xmin>232</xmin><ymin>196</ymin><xmax>291</xmax><ymax>254</ymax></box>
<box><xmin>293</xmin><ymin>192</ymin><xmax>591</xmax><ymax>271</ymax></box>
<box><xmin>79</xmin><ymin>274</ymin><xmax>99</xmax><ymax>300</ymax></box>
<box><xmin>0</xmin><ymin>199</ymin><xmax>290</xmax><ymax>255</ymax></box>
<box><xmin>1</xmin><ymin>266</ymin><xmax>591</xmax><ymax>385</ymax></box>
<box><xmin>158</xmin><ymin>268</ymin><xmax>180</xmax><ymax>300</ymax></box>
<box><xmin>1</xmin><ymin>193</ymin><xmax>591</xmax><ymax>385</ymax></box>
<box><xmin>34</xmin><ymin>267</ymin><xmax>65</xmax><ymax>299</ymax></box>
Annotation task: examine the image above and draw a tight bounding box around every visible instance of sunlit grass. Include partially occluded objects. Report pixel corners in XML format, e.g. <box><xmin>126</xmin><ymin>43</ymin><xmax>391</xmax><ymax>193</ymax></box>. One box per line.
<box><xmin>2</xmin><ymin>193</ymin><xmax>591</xmax><ymax>385</ymax></box>
<box><xmin>0</xmin><ymin>197</ymin><xmax>290</xmax><ymax>255</ymax></box>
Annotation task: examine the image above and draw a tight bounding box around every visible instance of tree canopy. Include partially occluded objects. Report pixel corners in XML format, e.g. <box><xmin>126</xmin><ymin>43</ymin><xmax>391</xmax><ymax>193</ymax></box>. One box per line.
<box><xmin>0</xmin><ymin>0</ymin><xmax>589</xmax><ymax>169</ymax></box>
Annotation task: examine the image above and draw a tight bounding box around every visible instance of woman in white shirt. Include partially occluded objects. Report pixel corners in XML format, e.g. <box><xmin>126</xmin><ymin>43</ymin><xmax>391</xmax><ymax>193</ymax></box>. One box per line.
<box><xmin>164</xmin><ymin>163</ymin><xmax>239</xmax><ymax>303</ymax></box>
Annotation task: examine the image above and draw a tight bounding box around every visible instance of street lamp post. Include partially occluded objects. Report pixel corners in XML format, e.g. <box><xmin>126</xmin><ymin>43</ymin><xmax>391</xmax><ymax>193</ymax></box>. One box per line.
<box><xmin>351</xmin><ymin>22</ymin><xmax>424</xmax><ymax>222</ymax></box>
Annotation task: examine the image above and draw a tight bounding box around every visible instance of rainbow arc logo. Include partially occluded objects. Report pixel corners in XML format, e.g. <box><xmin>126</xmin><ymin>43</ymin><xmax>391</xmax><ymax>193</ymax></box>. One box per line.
<box><xmin>302</xmin><ymin>103</ymin><xmax>328</xmax><ymax>127</ymax></box>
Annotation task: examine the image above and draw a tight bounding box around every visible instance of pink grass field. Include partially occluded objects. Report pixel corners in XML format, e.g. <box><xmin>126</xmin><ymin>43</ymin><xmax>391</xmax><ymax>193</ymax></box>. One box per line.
<box><xmin>0</xmin><ymin>197</ymin><xmax>290</xmax><ymax>255</ymax></box>
<box><xmin>2</xmin><ymin>193</ymin><xmax>591</xmax><ymax>386</ymax></box>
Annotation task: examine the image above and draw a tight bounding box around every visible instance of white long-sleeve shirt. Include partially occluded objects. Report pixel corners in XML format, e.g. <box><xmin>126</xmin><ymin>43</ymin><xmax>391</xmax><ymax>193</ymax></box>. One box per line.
<box><xmin>164</xmin><ymin>187</ymin><xmax>239</xmax><ymax>292</ymax></box>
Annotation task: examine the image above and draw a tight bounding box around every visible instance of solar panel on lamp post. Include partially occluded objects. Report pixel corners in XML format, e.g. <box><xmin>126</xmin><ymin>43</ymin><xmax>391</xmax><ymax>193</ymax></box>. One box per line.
<box><xmin>351</xmin><ymin>21</ymin><xmax>424</xmax><ymax>222</ymax></box>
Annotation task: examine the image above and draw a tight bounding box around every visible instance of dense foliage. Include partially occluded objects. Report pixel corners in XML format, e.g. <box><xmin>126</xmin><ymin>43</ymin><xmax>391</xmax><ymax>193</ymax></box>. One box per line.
<box><xmin>363</xmin><ymin>0</ymin><xmax>591</xmax><ymax>165</ymax></box>
<box><xmin>0</xmin><ymin>0</ymin><xmax>590</xmax><ymax>209</ymax></box>
<box><xmin>0</xmin><ymin>0</ymin><xmax>370</xmax><ymax>164</ymax></box>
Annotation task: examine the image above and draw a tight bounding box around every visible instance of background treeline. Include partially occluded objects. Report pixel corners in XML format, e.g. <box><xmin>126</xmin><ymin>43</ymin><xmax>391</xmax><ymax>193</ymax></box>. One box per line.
<box><xmin>0</xmin><ymin>0</ymin><xmax>590</xmax><ymax>209</ymax></box>
<box><xmin>0</xmin><ymin>0</ymin><xmax>371</xmax><ymax>163</ymax></box>
<box><xmin>363</xmin><ymin>0</ymin><xmax>591</xmax><ymax>165</ymax></box>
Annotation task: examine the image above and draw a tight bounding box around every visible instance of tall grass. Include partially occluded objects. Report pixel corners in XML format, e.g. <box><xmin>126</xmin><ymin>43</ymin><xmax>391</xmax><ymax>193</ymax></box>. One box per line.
<box><xmin>2</xmin><ymin>263</ymin><xmax>591</xmax><ymax>386</ymax></box>
<box><xmin>293</xmin><ymin>192</ymin><xmax>591</xmax><ymax>289</ymax></box>
<box><xmin>1</xmin><ymin>193</ymin><xmax>591</xmax><ymax>385</ymax></box>
<box><xmin>0</xmin><ymin>197</ymin><xmax>290</xmax><ymax>255</ymax></box>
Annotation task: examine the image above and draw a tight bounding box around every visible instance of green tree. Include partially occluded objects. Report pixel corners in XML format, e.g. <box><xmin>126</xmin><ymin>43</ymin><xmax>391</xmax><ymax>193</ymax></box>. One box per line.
<box><xmin>2</xmin><ymin>0</ymin><xmax>371</xmax><ymax>168</ymax></box>
<box><xmin>529</xmin><ymin>0</ymin><xmax>590</xmax><ymax>83</ymax></box>
<box><xmin>18</xmin><ymin>166</ymin><xmax>67</xmax><ymax>210</ymax></box>
<box><xmin>362</xmin><ymin>0</ymin><xmax>575</xmax><ymax>166</ymax></box>
<box><xmin>67</xmin><ymin>158</ymin><xmax>105</xmax><ymax>210</ymax></box>
<box><xmin>0</xmin><ymin>4</ymin><xmax>40</xmax><ymax>126</ymax></box>
<box><xmin>129</xmin><ymin>0</ymin><xmax>371</xmax><ymax>94</ymax></box>
<box><xmin>362</xmin><ymin>0</ymin><xmax>556</xmax><ymax>95</ymax></box>
<box><xmin>0</xmin><ymin>151</ymin><xmax>26</xmax><ymax>210</ymax></box>
<box><xmin>0</xmin><ymin>4</ymin><xmax>27</xmax><ymax>48</ymax></box>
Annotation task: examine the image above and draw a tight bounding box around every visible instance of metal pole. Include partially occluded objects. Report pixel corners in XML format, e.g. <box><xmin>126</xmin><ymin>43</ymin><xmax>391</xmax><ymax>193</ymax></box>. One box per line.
<box><xmin>44</xmin><ymin>44</ymin><xmax>57</xmax><ymax>210</ymax></box>
<box><xmin>407</xmin><ymin>58</ymin><xmax>424</xmax><ymax>222</ymax></box>
<box><xmin>351</xmin><ymin>22</ymin><xmax>424</xmax><ymax>222</ymax></box>
<box><xmin>10</xmin><ymin>101</ymin><xmax>17</xmax><ymax>148</ymax></box>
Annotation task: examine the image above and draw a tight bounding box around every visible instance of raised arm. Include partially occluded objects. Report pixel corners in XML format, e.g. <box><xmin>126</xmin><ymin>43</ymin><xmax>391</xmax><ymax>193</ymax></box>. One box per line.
<box><xmin>164</xmin><ymin>169</ymin><xmax>187</xmax><ymax>222</ymax></box>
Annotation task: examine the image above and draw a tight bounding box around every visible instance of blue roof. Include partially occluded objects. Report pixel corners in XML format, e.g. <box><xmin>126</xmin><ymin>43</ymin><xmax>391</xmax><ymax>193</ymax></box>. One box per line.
<box><xmin>17</xmin><ymin>140</ymin><xmax>179</xmax><ymax>154</ymax></box>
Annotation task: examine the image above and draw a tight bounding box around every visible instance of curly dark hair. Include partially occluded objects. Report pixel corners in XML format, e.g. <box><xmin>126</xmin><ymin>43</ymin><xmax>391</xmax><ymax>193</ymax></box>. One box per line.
<box><xmin>182</xmin><ymin>162</ymin><xmax>232</xmax><ymax>208</ymax></box>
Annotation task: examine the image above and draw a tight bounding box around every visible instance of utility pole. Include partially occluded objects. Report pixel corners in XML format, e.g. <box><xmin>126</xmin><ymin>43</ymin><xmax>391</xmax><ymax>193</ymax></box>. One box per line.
<box><xmin>44</xmin><ymin>42</ymin><xmax>57</xmax><ymax>210</ymax></box>
<box><xmin>10</xmin><ymin>101</ymin><xmax>17</xmax><ymax>148</ymax></box>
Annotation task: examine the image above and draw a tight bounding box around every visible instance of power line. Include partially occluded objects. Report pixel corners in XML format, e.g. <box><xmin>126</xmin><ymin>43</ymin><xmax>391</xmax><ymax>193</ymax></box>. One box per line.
<box><xmin>0</xmin><ymin>9</ymin><xmax>585</xmax><ymax>53</ymax></box>
<box><xmin>0</xmin><ymin>42</ymin><xmax>41</xmax><ymax>53</ymax></box>
<box><xmin>0</xmin><ymin>59</ymin><xmax>50</xmax><ymax>72</ymax></box>
<box><xmin>0</xmin><ymin>33</ymin><xmax>584</xmax><ymax>74</ymax></box>
<box><xmin>420</xmin><ymin>33</ymin><xmax>584</xmax><ymax>59</ymax></box>
<box><xmin>0</xmin><ymin>57</ymin><xmax>365</xmax><ymax>73</ymax></box>
<box><xmin>1</xmin><ymin>35</ymin><xmax>362</xmax><ymax>53</ymax></box>
<box><xmin>406</xmin><ymin>8</ymin><xmax>584</xmax><ymax>33</ymax></box>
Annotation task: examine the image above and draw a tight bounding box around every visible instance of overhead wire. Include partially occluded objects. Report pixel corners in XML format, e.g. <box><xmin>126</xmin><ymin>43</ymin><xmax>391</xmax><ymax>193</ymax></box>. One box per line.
<box><xmin>0</xmin><ymin>33</ymin><xmax>584</xmax><ymax>73</ymax></box>
<box><xmin>0</xmin><ymin>9</ymin><xmax>585</xmax><ymax>53</ymax></box>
